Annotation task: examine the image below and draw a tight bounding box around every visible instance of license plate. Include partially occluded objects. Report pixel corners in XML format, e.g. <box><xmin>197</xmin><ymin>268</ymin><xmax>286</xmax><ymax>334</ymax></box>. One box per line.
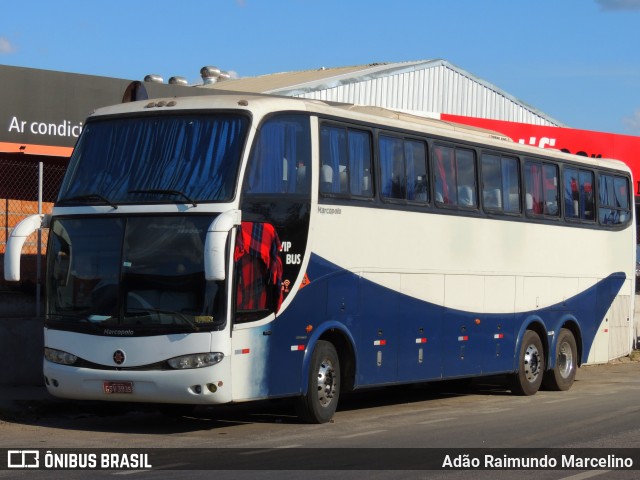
<box><xmin>103</xmin><ymin>381</ymin><xmax>134</xmax><ymax>394</ymax></box>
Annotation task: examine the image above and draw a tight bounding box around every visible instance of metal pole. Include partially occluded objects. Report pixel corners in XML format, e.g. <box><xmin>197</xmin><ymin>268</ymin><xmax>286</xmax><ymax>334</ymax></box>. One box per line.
<box><xmin>36</xmin><ymin>162</ymin><xmax>43</xmax><ymax>318</ymax></box>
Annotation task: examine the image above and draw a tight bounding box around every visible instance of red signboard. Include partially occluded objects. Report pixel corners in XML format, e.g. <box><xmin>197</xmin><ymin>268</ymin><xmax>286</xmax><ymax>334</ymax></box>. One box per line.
<box><xmin>441</xmin><ymin>114</ymin><xmax>640</xmax><ymax>196</ymax></box>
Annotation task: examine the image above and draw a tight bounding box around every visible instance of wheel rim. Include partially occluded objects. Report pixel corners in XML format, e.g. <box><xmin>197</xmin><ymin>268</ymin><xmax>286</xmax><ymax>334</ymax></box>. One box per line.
<box><xmin>523</xmin><ymin>343</ymin><xmax>542</xmax><ymax>383</ymax></box>
<box><xmin>557</xmin><ymin>340</ymin><xmax>574</xmax><ymax>379</ymax></box>
<box><xmin>316</xmin><ymin>358</ymin><xmax>337</xmax><ymax>407</ymax></box>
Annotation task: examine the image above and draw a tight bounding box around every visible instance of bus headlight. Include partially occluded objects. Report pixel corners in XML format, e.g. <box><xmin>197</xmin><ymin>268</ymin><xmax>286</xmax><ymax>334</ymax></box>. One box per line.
<box><xmin>44</xmin><ymin>347</ymin><xmax>78</xmax><ymax>365</ymax></box>
<box><xmin>167</xmin><ymin>352</ymin><xmax>224</xmax><ymax>369</ymax></box>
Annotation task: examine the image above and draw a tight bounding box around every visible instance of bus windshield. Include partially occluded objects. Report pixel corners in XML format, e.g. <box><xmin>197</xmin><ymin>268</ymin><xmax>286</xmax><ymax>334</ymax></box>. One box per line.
<box><xmin>58</xmin><ymin>113</ymin><xmax>249</xmax><ymax>205</ymax></box>
<box><xmin>46</xmin><ymin>215</ymin><xmax>226</xmax><ymax>334</ymax></box>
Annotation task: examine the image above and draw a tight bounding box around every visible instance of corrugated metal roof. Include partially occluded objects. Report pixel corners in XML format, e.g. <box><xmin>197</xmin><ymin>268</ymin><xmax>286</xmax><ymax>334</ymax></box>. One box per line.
<box><xmin>202</xmin><ymin>64</ymin><xmax>384</xmax><ymax>94</ymax></box>
<box><xmin>203</xmin><ymin>59</ymin><xmax>564</xmax><ymax>127</ymax></box>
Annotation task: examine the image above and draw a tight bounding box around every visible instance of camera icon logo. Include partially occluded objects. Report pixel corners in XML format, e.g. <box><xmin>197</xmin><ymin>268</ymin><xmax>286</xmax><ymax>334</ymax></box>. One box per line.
<box><xmin>7</xmin><ymin>450</ymin><xmax>40</xmax><ymax>468</ymax></box>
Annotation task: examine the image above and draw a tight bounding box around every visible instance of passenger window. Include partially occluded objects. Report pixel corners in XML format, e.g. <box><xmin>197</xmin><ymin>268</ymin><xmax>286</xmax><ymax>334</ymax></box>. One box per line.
<box><xmin>524</xmin><ymin>160</ymin><xmax>559</xmax><ymax>217</ymax></box>
<box><xmin>379</xmin><ymin>136</ymin><xmax>405</xmax><ymax>199</ymax></box>
<box><xmin>406</xmin><ymin>140</ymin><xmax>428</xmax><ymax>202</ymax></box>
<box><xmin>243</xmin><ymin>115</ymin><xmax>311</xmax><ymax>195</ymax></box>
<box><xmin>348</xmin><ymin>130</ymin><xmax>373</xmax><ymax>196</ymax></box>
<box><xmin>320</xmin><ymin>126</ymin><xmax>348</xmax><ymax>194</ymax></box>
<box><xmin>564</xmin><ymin>168</ymin><xmax>595</xmax><ymax>221</ymax></box>
<box><xmin>599</xmin><ymin>174</ymin><xmax>630</xmax><ymax>225</ymax></box>
<box><xmin>434</xmin><ymin>145</ymin><xmax>476</xmax><ymax>208</ymax></box>
<box><xmin>434</xmin><ymin>145</ymin><xmax>455</xmax><ymax>205</ymax></box>
<box><xmin>320</xmin><ymin>125</ymin><xmax>373</xmax><ymax>197</ymax></box>
<box><xmin>481</xmin><ymin>153</ymin><xmax>520</xmax><ymax>213</ymax></box>
<box><xmin>379</xmin><ymin>136</ymin><xmax>428</xmax><ymax>202</ymax></box>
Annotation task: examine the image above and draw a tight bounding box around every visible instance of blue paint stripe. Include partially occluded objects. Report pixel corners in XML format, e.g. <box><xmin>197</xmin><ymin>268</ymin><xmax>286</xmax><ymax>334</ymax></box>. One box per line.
<box><xmin>266</xmin><ymin>253</ymin><xmax>625</xmax><ymax>396</ymax></box>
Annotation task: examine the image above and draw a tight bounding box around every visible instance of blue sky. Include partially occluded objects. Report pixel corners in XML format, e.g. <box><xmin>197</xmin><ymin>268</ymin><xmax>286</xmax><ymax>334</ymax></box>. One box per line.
<box><xmin>1</xmin><ymin>0</ymin><xmax>639</xmax><ymax>136</ymax></box>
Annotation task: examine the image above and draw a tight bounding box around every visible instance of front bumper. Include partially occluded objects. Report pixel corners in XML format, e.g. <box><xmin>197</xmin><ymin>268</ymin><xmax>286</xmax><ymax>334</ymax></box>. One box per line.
<box><xmin>43</xmin><ymin>357</ymin><xmax>232</xmax><ymax>405</ymax></box>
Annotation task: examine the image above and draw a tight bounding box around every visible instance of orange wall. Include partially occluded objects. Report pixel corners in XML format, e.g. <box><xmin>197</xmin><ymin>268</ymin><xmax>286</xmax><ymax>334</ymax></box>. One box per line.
<box><xmin>1</xmin><ymin>199</ymin><xmax>54</xmax><ymax>255</ymax></box>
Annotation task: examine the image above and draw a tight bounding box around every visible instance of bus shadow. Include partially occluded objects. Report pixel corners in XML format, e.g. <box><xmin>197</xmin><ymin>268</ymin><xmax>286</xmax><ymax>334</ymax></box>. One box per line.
<box><xmin>337</xmin><ymin>375</ymin><xmax>513</xmax><ymax>413</ymax></box>
<box><xmin>0</xmin><ymin>399</ymin><xmax>292</xmax><ymax>434</ymax></box>
<box><xmin>0</xmin><ymin>377</ymin><xmax>514</xmax><ymax>434</ymax></box>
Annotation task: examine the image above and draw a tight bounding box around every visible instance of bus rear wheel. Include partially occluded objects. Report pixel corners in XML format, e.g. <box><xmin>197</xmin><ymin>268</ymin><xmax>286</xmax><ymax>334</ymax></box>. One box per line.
<box><xmin>510</xmin><ymin>330</ymin><xmax>544</xmax><ymax>396</ymax></box>
<box><xmin>296</xmin><ymin>340</ymin><xmax>340</xmax><ymax>424</ymax></box>
<box><xmin>542</xmin><ymin>328</ymin><xmax>577</xmax><ymax>391</ymax></box>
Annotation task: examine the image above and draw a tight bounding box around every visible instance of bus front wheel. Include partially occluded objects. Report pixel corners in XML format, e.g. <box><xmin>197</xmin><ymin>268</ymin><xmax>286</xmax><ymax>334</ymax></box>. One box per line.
<box><xmin>296</xmin><ymin>340</ymin><xmax>340</xmax><ymax>424</ymax></box>
<box><xmin>542</xmin><ymin>328</ymin><xmax>577</xmax><ymax>391</ymax></box>
<box><xmin>510</xmin><ymin>330</ymin><xmax>544</xmax><ymax>396</ymax></box>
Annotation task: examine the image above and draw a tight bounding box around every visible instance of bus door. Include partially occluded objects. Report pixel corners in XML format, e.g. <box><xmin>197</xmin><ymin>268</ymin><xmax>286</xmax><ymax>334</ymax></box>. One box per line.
<box><xmin>231</xmin><ymin>113</ymin><xmax>312</xmax><ymax>400</ymax></box>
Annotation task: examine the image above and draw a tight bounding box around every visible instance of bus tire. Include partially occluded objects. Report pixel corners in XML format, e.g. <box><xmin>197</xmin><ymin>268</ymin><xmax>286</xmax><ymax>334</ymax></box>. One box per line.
<box><xmin>510</xmin><ymin>330</ymin><xmax>545</xmax><ymax>396</ymax></box>
<box><xmin>296</xmin><ymin>340</ymin><xmax>340</xmax><ymax>424</ymax></box>
<box><xmin>542</xmin><ymin>328</ymin><xmax>577</xmax><ymax>391</ymax></box>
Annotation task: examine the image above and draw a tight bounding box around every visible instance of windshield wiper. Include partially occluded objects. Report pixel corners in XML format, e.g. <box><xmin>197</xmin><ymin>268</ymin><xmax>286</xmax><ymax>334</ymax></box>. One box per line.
<box><xmin>58</xmin><ymin>194</ymin><xmax>118</xmax><ymax>209</ymax></box>
<box><xmin>128</xmin><ymin>189</ymin><xmax>197</xmax><ymax>207</ymax></box>
<box><xmin>126</xmin><ymin>307</ymin><xmax>200</xmax><ymax>331</ymax></box>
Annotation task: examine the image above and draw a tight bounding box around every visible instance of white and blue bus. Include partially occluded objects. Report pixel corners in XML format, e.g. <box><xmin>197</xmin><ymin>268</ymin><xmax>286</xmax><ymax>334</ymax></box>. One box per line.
<box><xmin>4</xmin><ymin>93</ymin><xmax>635</xmax><ymax>423</ymax></box>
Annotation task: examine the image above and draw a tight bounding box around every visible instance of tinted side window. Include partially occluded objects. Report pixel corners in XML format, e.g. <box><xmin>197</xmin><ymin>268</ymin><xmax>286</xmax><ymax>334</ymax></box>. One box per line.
<box><xmin>379</xmin><ymin>136</ymin><xmax>428</xmax><ymax>202</ymax></box>
<box><xmin>564</xmin><ymin>168</ymin><xmax>595</xmax><ymax>221</ymax></box>
<box><xmin>433</xmin><ymin>145</ymin><xmax>477</xmax><ymax>208</ymax></box>
<box><xmin>243</xmin><ymin>114</ymin><xmax>311</xmax><ymax>195</ymax></box>
<box><xmin>320</xmin><ymin>125</ymin><xmax>373</xmax><ymax>197</ymax></box>
<box><xmin>348</xmin><ymin>129</ymin><xmax>373</xmax><ymax>196</ymax></box>
<box><xmin>599</xmin><ymin>174</ymin><xmax>630</xmax><ymax>225</ymax></box>
<box><xmin>481</xmin><ymin>153</ymin><xmax>520</xmax><ymax>213</ymax></box>
<box><xmin>406</xmin><ymin>140</ymin><xmax>428</xmax><ymax>202</ymax></box>
<box><xmin>524</xmin><ymin>160</ymin><xmax>559</xmax><ymax>217</ymax></box>
<box><xmin>380</xmin><ymin>136</ymin><xmax>405</xmax><ymax>199</ymax></box>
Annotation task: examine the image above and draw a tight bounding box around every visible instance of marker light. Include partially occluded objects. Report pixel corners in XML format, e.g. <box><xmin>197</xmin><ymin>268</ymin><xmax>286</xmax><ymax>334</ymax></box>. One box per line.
<box><xmin>44</xmin><ymin>347</ymin><xmax>78</xmax><ymax>366</ymax></box>
<box><xmin>167</xmin><ymin>352</ymin><xmax>224</xmax><ymax>370</ymax></box>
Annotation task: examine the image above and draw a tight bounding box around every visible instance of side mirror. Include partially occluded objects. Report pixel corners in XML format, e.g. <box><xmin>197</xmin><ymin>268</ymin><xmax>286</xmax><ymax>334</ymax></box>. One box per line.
<box><xmin>204</xmin><ymin>210</ymin><xmax>241</xmax><ymax>281</ymax></box>
<box><xmin>4</xmin><ymin>214</ymin><xmax>50</xmax><ymax>281</ymax></box>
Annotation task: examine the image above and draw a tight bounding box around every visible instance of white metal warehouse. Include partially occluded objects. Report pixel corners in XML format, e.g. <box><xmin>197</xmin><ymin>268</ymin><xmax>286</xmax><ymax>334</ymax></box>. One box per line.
<box><xmin>200</xmin><ymin>59</ymin><xmax>565</xmax><ymax>127</ymax></box>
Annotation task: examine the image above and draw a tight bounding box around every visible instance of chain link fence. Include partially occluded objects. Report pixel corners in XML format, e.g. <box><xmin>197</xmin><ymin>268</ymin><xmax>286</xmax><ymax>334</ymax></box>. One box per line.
<box><xmin>1</xmin><ymin>158</ymin><xmax>67</xmax><ymax>315</ymax></box>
